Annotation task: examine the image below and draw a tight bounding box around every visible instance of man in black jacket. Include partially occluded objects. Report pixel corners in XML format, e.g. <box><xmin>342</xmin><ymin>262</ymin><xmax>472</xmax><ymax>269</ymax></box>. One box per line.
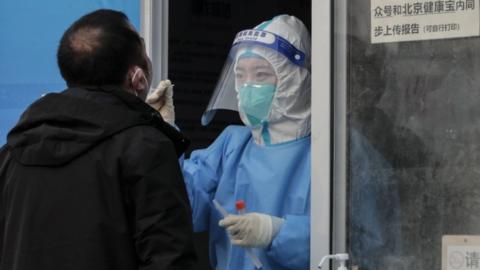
<box><xmin>0</xmin><ymin>9</ymin><xmax>196</xmax><ymax>270</ymax></box>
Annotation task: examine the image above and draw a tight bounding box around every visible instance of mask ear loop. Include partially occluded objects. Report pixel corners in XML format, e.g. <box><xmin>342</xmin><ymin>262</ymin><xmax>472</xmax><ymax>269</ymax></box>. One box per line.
<box><xmin>131</xmin><ymin>67</ymin><xmax>142</xmax><ymax>97</ymax></box>
<box><xmin>132</xmin><ymin>67</ymin><xmax>151</xmax><ymax>97</ymax></box>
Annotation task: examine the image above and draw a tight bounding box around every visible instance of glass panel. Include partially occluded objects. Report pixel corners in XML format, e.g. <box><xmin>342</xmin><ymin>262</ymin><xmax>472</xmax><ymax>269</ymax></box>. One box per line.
<box><xmin>343</xmin><ymin>0</ymin><xmax>480</xmax><ymax>269</ymax></box>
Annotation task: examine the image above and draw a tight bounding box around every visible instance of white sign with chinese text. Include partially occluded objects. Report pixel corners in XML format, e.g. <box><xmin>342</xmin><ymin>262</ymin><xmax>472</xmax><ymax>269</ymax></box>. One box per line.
<box><xmin>371</xmin><ymin>0</ymin><xmax>480</xmax><ymax>43</ymax></box>
<box><xmin>443</xmin><ymin>235</ymin><xmax>480</xmax><ymax>270</ymax></box>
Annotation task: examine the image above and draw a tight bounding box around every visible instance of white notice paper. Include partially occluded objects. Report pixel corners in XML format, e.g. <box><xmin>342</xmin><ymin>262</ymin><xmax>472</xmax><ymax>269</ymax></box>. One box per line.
<box><xmin>371</xmin><ymin>0</ymin><xmax>480</xmax><ymax>43</ymax></box>
<box><xmin>443</xmin><ymin>235</ymin><xmax>480</xmax><ymax>270</ymax></box>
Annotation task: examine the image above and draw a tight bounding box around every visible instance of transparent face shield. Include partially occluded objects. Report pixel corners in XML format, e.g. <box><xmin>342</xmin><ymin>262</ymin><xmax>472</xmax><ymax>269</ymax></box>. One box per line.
<box><xmin>201</xmin><ymin>29</ymin><xmax>307</xmax><ymax>126</ymax></box>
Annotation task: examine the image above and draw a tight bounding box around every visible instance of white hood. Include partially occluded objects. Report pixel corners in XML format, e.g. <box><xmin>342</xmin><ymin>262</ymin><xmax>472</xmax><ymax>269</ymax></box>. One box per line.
<box><xmin>241</xmin><ymin>15</ymin><xmax>311</xmax><ymax>145</ymax></box>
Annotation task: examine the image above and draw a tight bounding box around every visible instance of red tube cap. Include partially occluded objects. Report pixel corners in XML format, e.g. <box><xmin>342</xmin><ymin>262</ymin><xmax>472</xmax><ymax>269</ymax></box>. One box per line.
<box><xmin>235</xmin><ymin>200</ymin><xmax>246</xmax><ymax>211</ymax></box>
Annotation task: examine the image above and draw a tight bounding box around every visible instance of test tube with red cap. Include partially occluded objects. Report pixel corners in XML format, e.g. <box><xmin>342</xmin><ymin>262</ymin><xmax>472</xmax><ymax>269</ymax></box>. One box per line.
<box><xmin>235</xmin><ymin>199</ymin><xmax>263</xmax><ymax>269</ymax></box>
<box><xmin>236</xmin><ymin>200</ymin><xmax>246</xmax><ymax>215</ymax></box>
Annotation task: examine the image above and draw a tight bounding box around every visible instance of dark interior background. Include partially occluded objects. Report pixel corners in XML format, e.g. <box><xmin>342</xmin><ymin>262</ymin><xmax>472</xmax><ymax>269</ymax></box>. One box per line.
<box><xmin>169</xmin><ymin>0</ymin><xmax>311</xmax><ymax>268</ymax></box>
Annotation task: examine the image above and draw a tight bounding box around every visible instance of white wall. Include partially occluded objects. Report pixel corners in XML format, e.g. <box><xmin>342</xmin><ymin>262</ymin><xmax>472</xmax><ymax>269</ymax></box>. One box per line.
<box><xmin>310</xmin><ymin>0</ymin><xmax>332</xmax><ymax>269</ymax></box>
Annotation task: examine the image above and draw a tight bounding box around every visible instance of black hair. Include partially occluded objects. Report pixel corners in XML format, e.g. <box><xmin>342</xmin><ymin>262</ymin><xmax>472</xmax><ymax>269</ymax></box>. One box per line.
<box><xmin>57</xmin><ymin>9</ymin><xmax>147</xmax><ymax>87</ymax></box>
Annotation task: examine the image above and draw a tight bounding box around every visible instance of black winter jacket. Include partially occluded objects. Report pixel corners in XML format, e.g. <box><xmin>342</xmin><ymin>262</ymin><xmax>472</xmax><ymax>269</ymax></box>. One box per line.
<box><xmin>0</xmin><ymin>86</ymin><xmax>196</xmax><ymax>270</ymax></box>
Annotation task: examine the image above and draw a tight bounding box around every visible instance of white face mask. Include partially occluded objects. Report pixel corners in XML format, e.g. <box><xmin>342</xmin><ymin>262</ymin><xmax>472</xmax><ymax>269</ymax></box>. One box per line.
<box><xmin>131</xmin><ymin>67</ymin><xmax>150</xmax><ymax>99</ymax></box>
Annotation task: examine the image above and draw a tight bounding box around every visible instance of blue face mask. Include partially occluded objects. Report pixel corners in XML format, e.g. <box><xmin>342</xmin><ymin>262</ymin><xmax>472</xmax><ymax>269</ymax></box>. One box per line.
<box><xmin>238</xmin><ymin>83</ymin><xmax>276</xmax><ymax>126</ymax></box>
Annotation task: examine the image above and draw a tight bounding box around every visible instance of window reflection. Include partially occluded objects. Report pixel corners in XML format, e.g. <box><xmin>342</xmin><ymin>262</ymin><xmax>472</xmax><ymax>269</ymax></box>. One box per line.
<box><xmin>346</xmin><ymin>1</ymin><xmax>480</xmax><ymax>269</ymax></box>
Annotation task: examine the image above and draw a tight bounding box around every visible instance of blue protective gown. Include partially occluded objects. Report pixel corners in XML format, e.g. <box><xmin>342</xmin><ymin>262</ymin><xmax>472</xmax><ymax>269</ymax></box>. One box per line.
<box><xmin>181</xmin><ymin>125</ymin><xmax>310</xmax><ymax>270</ymax></box>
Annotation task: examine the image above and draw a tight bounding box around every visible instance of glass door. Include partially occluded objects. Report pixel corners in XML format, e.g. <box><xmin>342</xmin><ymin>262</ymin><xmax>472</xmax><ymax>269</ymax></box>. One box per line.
<box><xmin>334</xmin><ymin>0</ymin><xmax>480</xmax><ymax>269</ymax></box>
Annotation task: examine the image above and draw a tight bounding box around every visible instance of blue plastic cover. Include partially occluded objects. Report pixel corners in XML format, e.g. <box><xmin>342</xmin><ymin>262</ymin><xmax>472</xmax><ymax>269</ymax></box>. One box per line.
<box><xmin>0</xmin><ymin>0</ymin><xmax>139</xmax><ymax>145</ymax></box>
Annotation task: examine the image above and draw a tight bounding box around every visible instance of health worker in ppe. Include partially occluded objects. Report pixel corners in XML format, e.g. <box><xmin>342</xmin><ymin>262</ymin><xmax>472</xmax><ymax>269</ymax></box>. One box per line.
<box><xmin>147</xmin><ymin>15</ymin><xmax>311</xmax><ymax>270</ymax></box>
